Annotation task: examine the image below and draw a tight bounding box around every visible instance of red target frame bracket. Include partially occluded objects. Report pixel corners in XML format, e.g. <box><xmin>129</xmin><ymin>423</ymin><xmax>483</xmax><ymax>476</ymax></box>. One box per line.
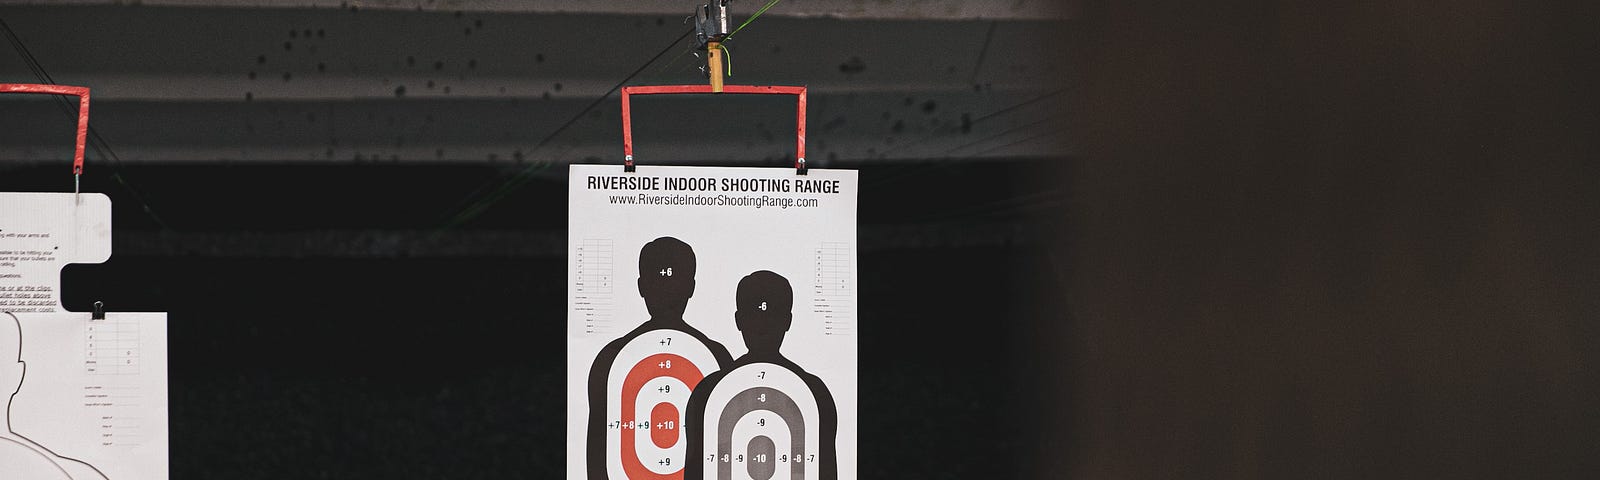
<box><xmin>620</xmin><ymin>84</ymin><xmax>808</xmax><ymax>175</ymax></box>
<box><xmin>1</xmin><ymin>83</ymin><xmax>91</xmax><ymax>189</ymax></box>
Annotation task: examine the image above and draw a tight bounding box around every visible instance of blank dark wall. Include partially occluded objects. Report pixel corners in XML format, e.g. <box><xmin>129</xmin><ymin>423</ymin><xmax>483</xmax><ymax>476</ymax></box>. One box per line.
<box><xmin>1049</xmin><ymin>1</ymin><xmax>1599</xmax><ymax>478</ymax></box>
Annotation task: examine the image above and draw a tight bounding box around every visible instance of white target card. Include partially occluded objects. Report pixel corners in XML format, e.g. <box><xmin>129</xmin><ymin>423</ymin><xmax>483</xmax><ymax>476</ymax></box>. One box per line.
<box><xmin>567</xmin><ymin>165</ymin><xmax>858</xmax><ymax>480</ymax></box>
<box><xmin>1</xmin><ymin>192</ymin><xmax>169</xmax><ymax>479</ymax></box>
<box><xmin>4</xmin><ymin>311</ymin><xmax>169</xmax><ymax>480</ymax></box>
<box><xmin>0</xmin><ymin>193</ymin><xmax>112</xmax><ymax>312</ymax></box>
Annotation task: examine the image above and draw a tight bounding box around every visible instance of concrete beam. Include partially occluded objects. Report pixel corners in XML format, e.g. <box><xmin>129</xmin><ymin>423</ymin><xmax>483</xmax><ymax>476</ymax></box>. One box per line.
<box><xmin>0</xmin><ymin>0</ymin><xmax>1073</xmax><ymax>20</ymax></box>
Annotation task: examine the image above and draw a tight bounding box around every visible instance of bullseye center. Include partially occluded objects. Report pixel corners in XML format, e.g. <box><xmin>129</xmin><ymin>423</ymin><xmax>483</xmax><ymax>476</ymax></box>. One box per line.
<box><xmin>649</xmin><ymin>402</ymin><xmax>680</xmax><ymax>449</ymax></box>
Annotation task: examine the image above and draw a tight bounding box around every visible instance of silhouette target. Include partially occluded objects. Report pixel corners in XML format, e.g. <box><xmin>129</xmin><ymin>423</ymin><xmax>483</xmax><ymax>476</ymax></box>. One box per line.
<box><xmin>588</xmin><ymin>238</ymin><xmax>733</xmax><ymax>479</ymax></box>
<box><xmin>686</xmin><ymin>272</ymin><xmax>838</xmax><ymax>480</ymax></box>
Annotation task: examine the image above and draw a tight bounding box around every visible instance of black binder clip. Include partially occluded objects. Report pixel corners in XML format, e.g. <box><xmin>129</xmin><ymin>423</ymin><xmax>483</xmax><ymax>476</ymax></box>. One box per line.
<box><xmin>796</xmin><ymin>157</ymin><xmax>808</xmax><ymax>175</ymax></box>
<box><xmin>92</xmin><ymin>301</ymin><xmax>105</xmax><ymax>320</ymax></box>
<box><xmin>625</xmin><ymin>155</ymin><xmax>636</xmax><ymax>173</ymax></box>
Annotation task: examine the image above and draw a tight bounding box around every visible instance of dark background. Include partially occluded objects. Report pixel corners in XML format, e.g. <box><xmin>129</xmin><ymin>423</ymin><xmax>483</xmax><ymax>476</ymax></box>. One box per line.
<box><xmin>3</xmin><ymin>161</ymin><xmax>1055</xmax><ymax>479</ymax></box>
<box><xmin>5</xmin><ymin>1</ymin><xmax>1600</xmax><ymax>479</ymax></box>
<box><xmin>1043</xmin><ymin>1</ymin><xmax>1598</xmax><ymax>478</ymax></box>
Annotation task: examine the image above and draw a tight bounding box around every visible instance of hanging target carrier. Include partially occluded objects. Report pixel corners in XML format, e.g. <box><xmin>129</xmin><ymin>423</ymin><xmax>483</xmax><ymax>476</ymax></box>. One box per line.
<box><xmin>0</xmin><ymin>83</ymin><xmax>91</xmax><ymax>195</ymax></box>
<box><xmin>623</xmin><ymin>0</ymin><xmax>808</xmax><ymax>175</ymax></box>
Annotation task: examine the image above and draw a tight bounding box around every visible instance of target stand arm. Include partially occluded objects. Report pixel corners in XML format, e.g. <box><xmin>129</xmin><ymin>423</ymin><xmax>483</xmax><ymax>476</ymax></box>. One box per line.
<box><xmin>0</xmin><ymin>83</ymin><xmax>92</xmax><ymax>194</ymax></box>
<box><xmin>620</xmin><ymin>84</ymin><xmax>809</xmax><ymax>175</ymax></box>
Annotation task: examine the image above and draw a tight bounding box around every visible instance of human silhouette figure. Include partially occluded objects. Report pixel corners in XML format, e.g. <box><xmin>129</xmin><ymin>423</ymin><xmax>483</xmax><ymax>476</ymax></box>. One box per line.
<box><xmin>684</xmin><ymin>271</ymin><xmax>838</xmax><ymax>480</ymax></box>
<box><xmin>0</xmin><ymin>313</ymin><xmax>109</xmax><ymax>480</ymax></box>
<box><xmin>587</xmin><ymin>237</ymin><xmax>734</xmax><ymax>479</ymax></box>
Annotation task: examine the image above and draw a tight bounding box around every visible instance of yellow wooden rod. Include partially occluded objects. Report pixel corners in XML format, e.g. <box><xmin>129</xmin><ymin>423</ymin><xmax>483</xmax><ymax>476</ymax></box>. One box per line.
<box><xmin>708</xmin><ymin>40</ymin><xmax>724</xmax><ymax>93</ymax></box>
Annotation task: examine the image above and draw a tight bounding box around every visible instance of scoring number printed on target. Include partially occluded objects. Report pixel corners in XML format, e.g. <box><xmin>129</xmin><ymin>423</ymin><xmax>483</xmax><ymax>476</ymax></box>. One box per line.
<box><xmin>588</xmin><ymin>238</ymin><xmax>734</xmax><ymax>479</ymax></box>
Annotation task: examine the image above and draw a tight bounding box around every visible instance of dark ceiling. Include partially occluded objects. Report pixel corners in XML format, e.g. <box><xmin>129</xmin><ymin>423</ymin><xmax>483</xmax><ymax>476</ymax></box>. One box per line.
<box><xmin>1</xmin><ymin>1</ymin><xmax>1071</xmax><ymax>168</ymax></box>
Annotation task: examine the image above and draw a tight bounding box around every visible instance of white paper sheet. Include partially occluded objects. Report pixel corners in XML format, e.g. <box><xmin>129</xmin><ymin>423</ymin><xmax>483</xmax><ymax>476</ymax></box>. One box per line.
<box><xmin>1</xmin><ymin>192</ymin><xmax>168</xmax><ymax>479</ymax></box>
<box><xmin>567</xmin><ymin>165</ymin><xmax>858</xmax><ymax>480</ymax></box>
<box><xmin>5</xmin><ymin>312</ymin><xmax>168</xmax><ymax>480</ymax></box>
<box><xmin>0</xmin><ymin>193</ymin><xmax>112</xmax><ymax>313</ymax></box>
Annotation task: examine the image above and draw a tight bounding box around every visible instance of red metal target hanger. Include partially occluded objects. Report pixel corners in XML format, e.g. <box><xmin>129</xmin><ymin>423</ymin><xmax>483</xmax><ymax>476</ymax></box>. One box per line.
<box><xmin>0</xmin><ymin>83</ymin><xmax>91</xmax><ymax>192</ymax></box>
<box><xmin>620</xmin><ymin>84</ymin><xmax>808</xmax><ymax>175</ymax></box>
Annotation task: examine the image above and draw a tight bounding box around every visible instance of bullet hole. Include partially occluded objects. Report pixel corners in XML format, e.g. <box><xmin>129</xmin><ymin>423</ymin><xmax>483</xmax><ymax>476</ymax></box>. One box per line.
<box><xmin>513</xmin><ymin>150</ymin><xmax>525</xmax><ymax>162</ymax></box>
<box><xmin>891</xmin><ymin>119</ymin><xmax>905</xmax><ymax>133</ymax></box>
<box><xmin>960</xmin><ymin>113</ymin><xmax>972</xmax><ymax>134</ymax></box>
<box><xmin>394</xmin><ymin>85</ymin><xmax>407</xmax><ymax>97</ymax></box>
<box><xmin>304</xmin><ymin>29</ymin><xmax>313</xmax><ymax>38</ymax></box>
<box><xmin>435</xmin><ymin>148</ymin><xmax>444</xmax><ymax>158</ymax></box>
<box><xmin>317</xmin><ymin>29</ymin><xmax>325</xmax><ymax>38</ymax></box>
<box><xmin>772</xmin><ymin>45</ymin><xmax>782</xmax><ymax>54</ymax></box>
<box><xmin>442</xmin><ymin>86</ymin><xmax>451</xmax><ymax>94</ymax></box>
<box><xmin>425</xmin><ymin>114</ymin><xmax>435</xmax><ymax>123</ymax></box>
<box><xmin>407</xmin><ymin>56</ymin><xmax>416</xmax><ymax>67</ymax></box>
<box><xmin>903</xmin><ymin>97</ymin><xmax>913</xmax><ymax>106</ymax></box>
<box><xmin>542</xmin><ymin>92</ymin><xmax>551</xmax><ymax>100</ymax></box>
<box><xmin>284</xmin><ymin>41</ymin><xmax>293</xmax><ymax>51</ymax></box>
<box><xmin>257</xmin><ymin>54</ymin><xmax>267</xmax><ymax>64</ymax></box>
<box><xmin>453</xmin><ymin>10</ymin><xmax>463</xmax><ymax>18</ymax></box>
<box><xmin>467</xmin><ymin>59</ymin><xmax>477</xmax><ymax>69</ymax></box>
<box><xmin>289</xmin><ymin>30</ymin><xmax>297</xmax><ymax>38</ymax></box>
<box><xmin>921</xmin><ymin>100</ymin><xmax>938</xmax><ymax>113</ymax></box>
<box><xmin>325</xmin><ymin>147</ymin><xmax>334</xmax><ymax>158</ymax></box>
<box><xmin>474</xmin><ymin>19</ymin><xmax>483</xmax><ymax>28</ymax></box>
<box><xmin>464</xmin><ymin>28</ymin><xmax>472</xmax><ymax>35</ymax></box>
<box><xmin>426</xmin><ymin>80</ymin><xmax>436</xmax><ymax>89</ymax></box>
<box><xmin>499</xmin><ymin>86</ymin><xmax>508</xmax><ymax>94</ymax></box>
<box><xmin>535</xmin><ymin>53</ymin><xmax>545</xmax><ymax>63</ymax></box>
<box><xmin>656</xmin><ymin>17</ymin><xmax>664</xmax><ymax>26</ymax></box>
<box><xmin>433</xmin><ymin>61</ymin><xmax>444</xmax><ymax>70</ymax></box>
<box><xmin>282</xmin><ymin>72</ymin><xmax>292</xmax><ymax>82</ymax></box>
<box><xmin>349</xmin><ymin>4</ymin><xmax>358</xmax><ymax>12</ymax></box>
<box><xmin>973</xmin><ymin>84</ymin><xmax>982</xmax><ymax>92</ymax></box>
<box><xmin>553</xmin><ymin>83</ymin><xmax>563</xmax><ymax>92</ymax></box>
<box><xmin>245</xmin><ymin>92</ymin><xmax>253</xmax><ymax>101</ymax></box>
<box><xmin>352</xmin><ymin>153</ymin><xmax>362</xmax><ymax>161</ymax></box>
<box><xmin>487</xmin><ymin>153</ymin><xmax>498</xmax><ymax>162</ymax></box>
<box><xmin>838</xmin><ymin>56</ymin><xmax>866</xmax><ymax>74</ymax></box>
<box><xmin>248</xmin><ymin>71</ymin><xmax>257</xmax><ymax>80</ymax></box>
<box><xmin>317</xmin><ymin>62</ymin><xmax>327</xmax><ymax>73</ymax></box>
